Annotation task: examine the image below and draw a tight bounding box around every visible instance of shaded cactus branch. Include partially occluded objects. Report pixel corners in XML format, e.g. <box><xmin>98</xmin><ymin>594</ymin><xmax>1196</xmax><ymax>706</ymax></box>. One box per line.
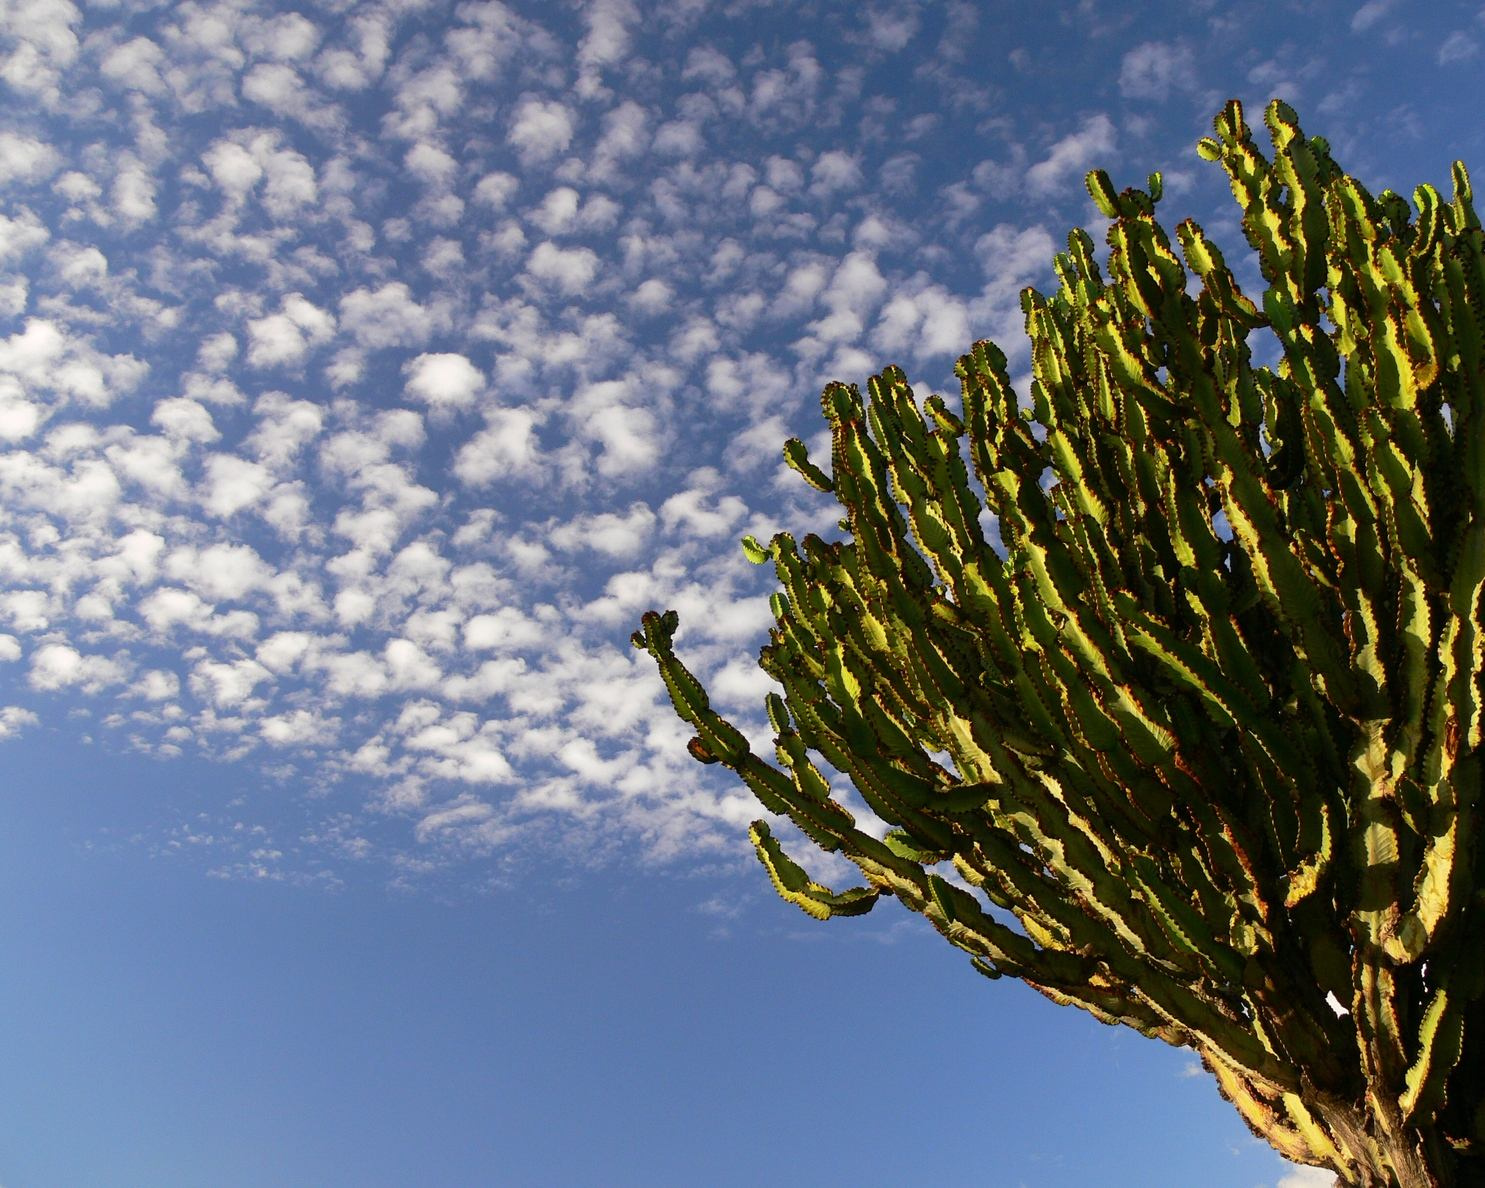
<box><xmin>634</xmin><ymin>100</ymin><xmax>1485</xmax><ymax>1187</ymax></box>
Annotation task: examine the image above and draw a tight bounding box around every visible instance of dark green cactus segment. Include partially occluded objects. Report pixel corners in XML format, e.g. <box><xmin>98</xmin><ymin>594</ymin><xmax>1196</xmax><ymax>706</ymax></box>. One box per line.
<box><xmin>640</xmin><ymin>100</ymin><xmax>1485</xmax><ymax>1186</ymax></box>
<box><xmin>750</xmin><ymin>822</ymin><xmax>879</xmax><ymax>919</ymax></box>
<box><xmin>782</xmin><ymin>437</ymin><xmax>833</xmax><ymax>492</ymax></box>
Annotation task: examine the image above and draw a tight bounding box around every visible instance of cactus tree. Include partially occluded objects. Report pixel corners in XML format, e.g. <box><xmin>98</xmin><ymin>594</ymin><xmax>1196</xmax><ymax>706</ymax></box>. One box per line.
<box><xmin>633</xmin><ymin>101</ymin><xmax>1485</xmax><ymax>1186</ymax></box>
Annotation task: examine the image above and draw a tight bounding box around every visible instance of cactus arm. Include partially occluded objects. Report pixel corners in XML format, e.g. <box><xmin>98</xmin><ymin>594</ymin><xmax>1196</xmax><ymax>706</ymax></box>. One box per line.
<box><xmin>749</xmin><ymin>822</ymin><xmax>879</xmax><ymax>920</ymax></box>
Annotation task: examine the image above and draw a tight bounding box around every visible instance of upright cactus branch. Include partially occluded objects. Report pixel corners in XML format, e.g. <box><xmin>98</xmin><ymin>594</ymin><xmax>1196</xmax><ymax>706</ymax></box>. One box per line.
<box><xmin>634</xmin><ymin>100</ymin><xmax>1485</xmax><ymax>1187</ymax></box>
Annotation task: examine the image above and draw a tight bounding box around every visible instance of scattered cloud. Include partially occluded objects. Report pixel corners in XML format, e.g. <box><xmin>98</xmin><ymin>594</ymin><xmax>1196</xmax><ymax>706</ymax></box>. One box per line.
<box><xmin>246</xmin><ymin>294</ymin><xmax>335</xmax><ymax>368</ymax></box>
<box><xmin>403</xmin><ymin>353</ymin><xmax>484</xmax><ymax>414</ymax></box>
<box><xmin>1351</xmin><ymin>1</ymin><xmax>1395</xmax><ymax>33</ymax></box>
<box><xmin>508</xmin><ymin>95</ymin><xmax>576</xmax><ymax>163</ymax></box>
<box><xmin>1119</xmin><ymin>41</ymin><xmax>1198</xmax><ymax>101</ymax></box>
<box><xmin>0</xmin><ymin>705</ymin><xmax>38</xmax><ymax>739</ymax></box>
<box><xmin>1438</xmin><ymin>31</ymin><xmax>1478</xmax><ymax>65</ymax></box>
<box><xmin>0</xmin><ymin>0</ymin><xmax>1471</xmax><ymax>896</ymax></box>
<box><xmin>1276</xmin><ymin>1168</ymin><xmax>1338</xmax><ymax>1188</ymax></box>
<box><xmin>1025</xmin><ymin>114</ymin><xmax>1116</xmax><ymax>197</ymax></box>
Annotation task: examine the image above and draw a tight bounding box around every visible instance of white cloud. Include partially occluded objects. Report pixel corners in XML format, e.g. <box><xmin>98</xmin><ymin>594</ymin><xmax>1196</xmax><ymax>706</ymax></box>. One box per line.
<box><xmin>259</xmin><ymin>143</ymin><xmax>318</xmax><ymax>216</ymax></box>
<box><xmin>29</xmin><ymin>642</ymin><xmax>126</xmax><ymax>692</ymax></box>
<box><xmin>669</xmin><ymin>316</ymin><xmax>719</xmax><ymax>363</ymax></box>
<box><xmin>112</xmin><ymin>156</ymin><xmax>158</xmax><ymax>224</ymax></box>
<box><xmin>577</xmin><ymin>0</ymin><xmax>639</xmax><ymax>94</ymax></box>
<box><xmin>1025</xmin><ymin>114</ymin><xmax>1116</xmax><ymax>198</ymax></box>
<box><xmin>863</xmin><ymin>3</ymin><xmax>920</xmax><ymax>51</ymax></box>
<box><xmin>200</xmin><ymin>454</ymin><xmax>274</xmax><ymax>517</ymax></box>
<box><xmin>138</xmin><ymin>587</ymin><xmax>212</xmax><ymax>633</ymax></box>
<box><xmin>135</xmin><ymin>669</ymin><xmax>179</xmax><ymax>700</ymax></box>
<box><xmin>653</xmin><ymin>119</ymin><xmax>704</xmax><ymax>159</ymax></box>
<box><xmin>0</xmin><ymin>590</ymin><xmax>52</xmax><ymax>633</ymax></box>
<box><xmin>246</xmin><ymin>295</ymin><xmax>336</xmax><ymax>367</ymax></box>
<box><xmin>588</xmin><ymin>403</ymin><xmax>661</xmax><ymax>477</ymax></box>
<box><xmin>771</xmin><ymin>258</ymin><xmax>828</xmax><ymax>319</ymax></box>
<box><xmin>454</xmin><ymin>408</ymin><xmax>542</xmax><ymax>486</ymax></box>
<box><xmin>1119</xmin><ymin>41</ymin><xmax>1198</xmax><ymax>100</ymax></box>
<box><xmin>152</xmin><ymin>397</ymin><xmax>220</xmax><ymax>443</ymax></box>
<box><xmin>100</xmin><ymin>35</ymin><xmax>166</xmax><ymax>95</ymax></box>
<box><xmin>191</xmin><ymin>658</ymin><xmax>272</xmax><ymax>708</ymax></box>
<box><xmin>0</xmin><ymin>0</ymin><xmax>81</xmax><ymax>104</ymax></box>
<box><xmin>108</xmin><ymin>530</ymin><xmax>166</xmax><ymax>584</ymax></box>
<box><xmin>570</xmin><ymin>378</ymin><xmax>664</xmax><ymax>478</ymax></box>
<box><xmin>1276</xmin><ymin>1168</ymin><xmax>1338</xmax><ymax>1188</ymax></box>
<box><xmin>473</xmin><ymin>171</ymin><xmax>519</xmax><ymax>208</ymax></box>
<box><xmin>0</xmin><ymin>207</ymin><xmax>48</xmax><ymax>263</ymax></box>
<box><xmin>825</xmin><ymin>251</ymin><xmax>886</xmax><ymax>318</ymax></box>
<box><xmin>261</xmin><ymin>708</ymin><xmax>338</xmax><ymax>747</ymax></box>
<box><xmin>0</xmin><ymin>132</ymin><xmax>60</xmax><ymax>186</ymax></box>
<box><xmin>405</xmin><ymin>141</ymin><xmax>458</xmax><ymax>188</ymax></box>
<box><xmin>463</xmin><ymin>608</ymin><xmax>545</xmax><ymax>652</ymax></box>
<box><xmin>167</xmin><ymin>543</ymin><xmax>272</xmax><ymax>603</ymax></box>
<box><xmin>331</xmin><ymin>592</ymin><xmax>376</xmax><ymax>631</ymax></box>
<box><xmin>578</xmin><ymin>0</ymin><xmax>639</xmax><ymax>70</ymax></box>
<box><xmin>0</xmin><ymin>318</ymin><xmax>147</xmax><ymax>412</ymax></box>
<box><xmin>197</xmin><ymin>333</ymin><xmax>239</xmax><ymax>373</ymax></box>
<box><xmin>549</xmin><ymin>504</ymin><xmax>655</xmax><ymax>556</ymax></box>
<box><xmin>241</xmin><ymin>62</ymin><xmax>327</xmax><ymax>125</ymax></box>
<box><xmin>682</xmin><ymin>46</ymin><xmax>735</xmax><ymax>86</ymax></box>
<box><xmin>868</xmin><ymin>280</ymin><xmax>972</xmax><ymax>360</ymax></box>
<box><xmin>659</xmin><ymin>471</ymin><xmax>746</xmax><ymax>539</ymax></box>
<box><xmin>916</xmin><ymin>289</ymin><xmax>971</xmax><ymax>357</ymax></box>
<box><xmin>708</xmin><ymin>654</ymin><xmax>774</xmax><ymax>708</ymax></box>
<box><xmin>0</xmin><ymin>275</ymin><xmax>26</xmax><ymax>318</ymax></box>
<box><xmin>628</xmin><ymin>278</ymin><xmax>673</xmax><ymax>315</ymax></box>
<box><xmin>339</xmin><ymin>283</ymin><xmax>436</xmax><ymax>347</ymax></box>
<box><xmin>256</xmin><ymin>631</ymin><xmax>314</xmax><ymax>674</ymax></box>
<box><xmin>385</xmin><ymin>637</ymin><xmax>441</xmax><ymax>690</ymax></box>
<box><xmin>508</xmin><ymin>96</ymin><xmax>575</xmax><ymax>163</ymax></box>
<box><xmin>244</xmin><ymin>392</ymin><xmax>323</xmax><ymax>466</ymax></box>
<box><xmin>1351</xmin><ymin>0</ymin><xmax>1394</xmax><ymax>32</ymax></box>
<box><xmin>810</xmin><ymin>150</ymin><xmax>863</xmax><ymax>196</ymax></box>
<box><xmin>975</xmin><ymin>223</ymin><xmax>1056</xmax><ymax>289</ymax></box>
<box><xmin>591</xmin><ymin>100</ymin><xmax>648</xmax><ymax>175</ymax></box>
<box><xmin>0</xmin><ymin>317</ymin><xmax>62</xmax><ymax>379</ymax></box>
<box><xmin>316</xmin><ymin>12</ymin><xmax>390</xmax><ymax>90</ymax></box>
<box><xmin>403</xmin><ymin>353</ymin><xmax>484</xmax><ymax>413</ymax></box>
<box><xmin>246</xmin><ymin>12</ymin><xmax>321</xmax><ymax>62</ymax></box>
<box><xmin>1439</xmin><ymin>31</ymin><xmax>1478</xmax><ymax>64</ymax></box>
<box><xmin>0</xmin><ymin>392</ymin><xmax>42</xmax><ymax>440</ymax></box>
<box><xmin>529</xmin><ymin>186</ymin><xmax>580</xmax><ymax>235</ymax></box>
<box><xmin>52</xmin><ymin>242</ymin><xmax>107</xmax><ymax>288</ymax></box>
<box><xmin>525</xmin><ymin>242</ymin><xmax>599</xmax><ymax>293</ymax></box>
<box><xmin>106</xmin><ymin>432</ymin><xmax>186</xmax><ymax>498</ymax></box>
<box><xmin>0</xmin><ymin>705</ymin><xmax>38</xmax><ymax>740</ymax></box>
<box><xmin>415</xmin><ymin>797</ymin><xmax>502</xmax><ymax>843</ymax></box>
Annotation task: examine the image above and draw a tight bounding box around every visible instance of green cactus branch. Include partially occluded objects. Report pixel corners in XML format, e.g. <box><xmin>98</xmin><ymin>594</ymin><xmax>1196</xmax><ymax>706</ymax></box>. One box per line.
<box><xmin>633</xmin><ymin>100</ymin><xmax>1485</xmax><ymax>1187</ymax></box>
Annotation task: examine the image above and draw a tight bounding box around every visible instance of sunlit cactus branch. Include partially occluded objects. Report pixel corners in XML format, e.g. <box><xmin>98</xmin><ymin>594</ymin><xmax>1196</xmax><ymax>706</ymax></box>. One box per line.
<box><xmin>633</xmin><ymin>100</ymin><xmax>1485</xmax><ymax>1187</ymax></box>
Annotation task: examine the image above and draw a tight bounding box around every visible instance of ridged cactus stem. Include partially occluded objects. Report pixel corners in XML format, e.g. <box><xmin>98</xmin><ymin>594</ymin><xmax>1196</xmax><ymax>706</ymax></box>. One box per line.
<box><xmin>635</xmin><ymin>101</ymin><xmax>1485</xmax><ymax>1187</ymax></box>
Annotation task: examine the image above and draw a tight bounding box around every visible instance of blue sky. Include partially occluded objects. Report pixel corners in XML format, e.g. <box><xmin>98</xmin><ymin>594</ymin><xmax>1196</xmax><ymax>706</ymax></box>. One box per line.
<box><xmin>0</xmin><ymin>1</ymin><xmax>1480</xmax><ymax>1184</ymax></box>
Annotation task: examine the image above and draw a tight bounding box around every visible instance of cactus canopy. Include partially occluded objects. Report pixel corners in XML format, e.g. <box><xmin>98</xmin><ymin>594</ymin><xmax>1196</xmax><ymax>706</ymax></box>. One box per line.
<box><xmin>632</xmin><ymin>100</ymin><xmax>1485</xmax><ymax>1187</ymax></box>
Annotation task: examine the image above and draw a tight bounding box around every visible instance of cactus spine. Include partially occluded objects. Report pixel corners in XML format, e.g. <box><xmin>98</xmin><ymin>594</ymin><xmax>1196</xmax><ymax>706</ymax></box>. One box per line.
<box><xmin>633</xmin><ymin>101</ymin><xmax>1485</xmax><ymax>1187</ymax></box>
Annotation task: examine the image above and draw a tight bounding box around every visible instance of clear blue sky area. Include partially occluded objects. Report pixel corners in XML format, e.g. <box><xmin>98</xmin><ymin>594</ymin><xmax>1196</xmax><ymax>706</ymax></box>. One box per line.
<box><xmin>2</xmin><ymin>738</ymin><xmax>1292</xmax><ymax>1188</ymax></box>
<box><xmin>2</xmin><ymin>1</ymin><xmax>1481</xmax><ymax>1184</ymax></box>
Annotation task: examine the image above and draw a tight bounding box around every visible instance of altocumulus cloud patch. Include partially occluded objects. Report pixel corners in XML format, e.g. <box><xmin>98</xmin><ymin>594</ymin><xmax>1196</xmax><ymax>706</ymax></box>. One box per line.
<box><xmin>0</xmin><ymin>0</ymin><xmax>1477</xmax><ymax>887</ymax></box>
